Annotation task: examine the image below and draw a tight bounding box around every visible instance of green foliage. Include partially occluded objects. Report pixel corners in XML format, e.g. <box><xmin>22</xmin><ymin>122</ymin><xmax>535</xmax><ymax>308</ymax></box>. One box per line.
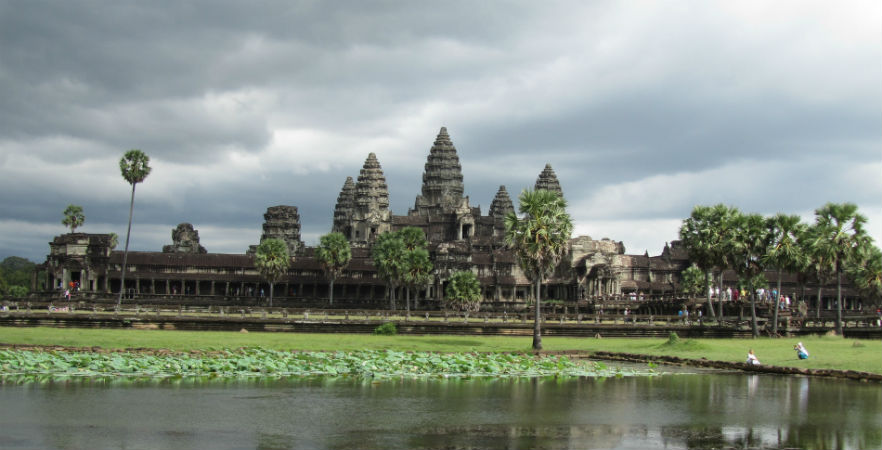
<box><xmin>371</xmin><ymin>228</ymin><xmax>433</xmax><ymax>309</ymax></box>
<box><xmin>316</xmin><ymin>232</ymin><xmax>351</xmax><ymax>305</ymax></box>
<box><xmin>119</xmin><ymin>149</ymin><xmax>152</xmax><ymax>185</ymax></box>
<box><xmin>373</xmin><ymin>322</ymin><xmax>397</xmax><ymax>336</ymax></box>
<box><xmin>504</xmin><ymin>188</ymin><xmax>572</xmax><ymax>350</ymax></box>
<box><xmin>61</xmin><ymin>204</ymin><xmax>85</xmax><ymax>233</ymax></box>
<box><xmin>254</xmin><ymin>238</ymin><xmax>291</xmax><ymax>307</ymax></box>
<box><xmin>0</xmin><ymin>256</ymin><xmax>35</xmax><ymax>297</ymax></box>
<box><xmin>316</xmin><ymin>232</ymin><xmax>352</xmax><ymax>275</ymax></box>
<box><xmin>679</xmin><ymin>264</ymin><xmax>705</xmax><ymax>298</ymax></box>
<box><xmin>0</xmin><ymin>348</ymin><xmax>652</xmax><ymax>380</ymax></box>
<box><xmin>444</xmin><ymin>271</ymin><xmax>482</xmax><ymax>312</ymax></box>
<box><xmin>847</xmin><ymin>243</ymin><xmax>882</xmax><ymax>303</ymax></box>
<box><xmin>7</xmin><ymin>285</ymin><xmax>28</xmax><ymax>297</ymax></box>
<box><xmin>504</xmin><ymin>189</ymin><xmax>573</xmax><ymax>284</ymax></box>
<box><xmin>666</xmin><ymin>332</ymin><xmax>680</xmax><ymax>344</ymax></box>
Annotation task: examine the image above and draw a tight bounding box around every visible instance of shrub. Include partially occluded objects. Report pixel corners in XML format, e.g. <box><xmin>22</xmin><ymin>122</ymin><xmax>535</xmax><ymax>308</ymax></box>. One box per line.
<box><xmin>666</xmin><ymin>332</ymin><xmax>680</xmax><ymax>345</ymax></box>
<box><xmin>373</xmin><ymin>322</ymin><xmax>397</xmax><ymax>336</ymax></box>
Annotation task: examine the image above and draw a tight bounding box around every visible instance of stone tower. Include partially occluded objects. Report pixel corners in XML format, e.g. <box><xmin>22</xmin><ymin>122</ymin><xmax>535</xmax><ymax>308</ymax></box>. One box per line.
<box><xmin>411</xmin><ymin>127</ymin><xmax>467</xmax><ymax>216</ymax></box>
<box><xmin>535</xmin><ymin>163</ymin><xmax>564</xmax><ymax>198</ymax></box>
<box><xmin>349</xmin><ymin>153</ymin><xmax>392</xmax><ymax>245</ymax></box>
<box><xmin>248</xmin><ymin>205</ymin><xmax>304</xmax><ymax>255</ymax></box>
<box><xmin>489</xmin><ymin>186</ymin><xmax>515</xmax><ymax>218</ymax></box>
<box><xmin>331</xmin><ymin>176</ymin><xmax>356</xmax><ymax>236</ymax></box>
<box><xmin>162</xmin><ymin>223</ymin><xmax>207</xmax><ymax>254</ymax></box>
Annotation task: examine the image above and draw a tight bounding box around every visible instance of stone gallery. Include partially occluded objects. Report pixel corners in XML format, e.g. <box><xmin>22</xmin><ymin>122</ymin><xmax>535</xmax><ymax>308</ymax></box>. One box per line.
<box><xmin>40</xmin><ymin>128</ymin><xmax>766</xmax><ymax>308</ymax></box>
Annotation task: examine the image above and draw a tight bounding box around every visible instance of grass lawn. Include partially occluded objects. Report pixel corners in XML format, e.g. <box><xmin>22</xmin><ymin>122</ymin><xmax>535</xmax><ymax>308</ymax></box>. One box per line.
<box><xmin>1</xmin><ymin>326</ymin><xmax>879</xmax><ymax>374</ymax></box>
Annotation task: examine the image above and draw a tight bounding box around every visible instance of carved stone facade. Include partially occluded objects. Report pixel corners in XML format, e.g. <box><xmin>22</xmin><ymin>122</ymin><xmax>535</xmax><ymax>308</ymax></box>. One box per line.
<box><xmin>162</xmin><ymin>223</ymin><xmax>207</xmax><ymax>254</ymax></box>
<box><xmin>247</xmin><ymin>206</ymin><xmax>304</xmax><ymax>256</ymax></box>
<box><xmin>38</xmin><ymin>127</ymin><xmax>863</xmax><ymax>310</ymax></box>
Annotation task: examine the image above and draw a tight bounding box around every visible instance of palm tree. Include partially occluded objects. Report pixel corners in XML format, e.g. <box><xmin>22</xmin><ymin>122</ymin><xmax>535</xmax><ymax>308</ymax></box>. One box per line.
<box><xmin>372</xmin><ymin>231</ymin><xmax>406</xmax><ymax>310</ymax></box>
<box><xmin>254</xmin><ymin>238</ymin><xmax>290</xmax><ymax>308</ymax></box>
<box><xmin>117</xmin><ymin>149</ymin><xmax>151</xmax><ymax>307</ymax></box>
<box><xmin>679</xmin><ymin>205</ymin><xmax>719</xmax><ymax>319</ymax></box>
<box><xmin>801</xmin><ymin>223</ymin><xmax>835</xmax><ymax>319</ymax></box>
<box><xmin>763</xmin><ymin>214</ymin><xmax>807</xmax><ymax>335</ymax></box>
<box><xmin>504</xmin><ymin>189</ymin><xmax>572</xmax><ymax>351</ymax></box>
<box><xmin>398</xmin><ymin>227</ymin><xmax>430</xmax><ymax>310</ymax></box>
<box><xmin>402</xmin><ymin>247</ymin><xmax>433</xmax><ymax>312</ymax></box>
<box><xmin>812</xmin><ymin>203</ymin><xmax>867</xmax><ymax>335</ymax></box>
<box><xmin>847</xmin><ymin>243</ymin><xmax>882</xmax><ymax>305</ymax></box>
<box><xmin>62</xmin><ymin>204</ymin><xmax>85</xmax><ymax>233</ymax></box>
<box><xmin>315</xmin><ymin>232</ymin><xmax>351</xmax><ymax>306</ymax></box>
<box><xmin>727</xmin><ymin>212</ymin><xmax>771</xmax><ymax>337</ymax></box>
<box><xmin>444</xmin><ymin>270</ymin><xmax>482</xmax><ymax>313</ymax></box>
<box><xmin>679</xmin><ymin>264</ymin><xmax>705</xmax><ymax>299</ymax></box>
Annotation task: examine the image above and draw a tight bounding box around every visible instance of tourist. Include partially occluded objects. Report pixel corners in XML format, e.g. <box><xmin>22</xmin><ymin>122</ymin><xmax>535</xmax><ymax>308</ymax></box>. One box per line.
<box><xmin>794</xmin><ymin>342</ymin><xmax>809</xmax><ymax>360</ymax></box>
<box><xmin>746</xmin><ymin>349</ymin><xmax>760</xmax><ymax>365</ymax></box>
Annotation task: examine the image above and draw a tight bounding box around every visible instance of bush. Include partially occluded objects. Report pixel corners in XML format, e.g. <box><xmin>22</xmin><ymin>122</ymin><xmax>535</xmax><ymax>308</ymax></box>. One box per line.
<box><xmin>373</xmin><ymin>322</ymin><xmax>397</xmax><ymax>336</ymax></box>
<box><xmin>666</xmin><ymin>332</ymin><xmax>680</xmax><ymax>345</ymax></box>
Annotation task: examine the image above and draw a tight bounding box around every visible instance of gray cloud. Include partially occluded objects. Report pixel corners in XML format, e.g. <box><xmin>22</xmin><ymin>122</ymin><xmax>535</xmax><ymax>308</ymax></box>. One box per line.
<box><xmin>1</xmin><ymin>0</ymin><xmax>879</xmax><ymax>262</ymax></box>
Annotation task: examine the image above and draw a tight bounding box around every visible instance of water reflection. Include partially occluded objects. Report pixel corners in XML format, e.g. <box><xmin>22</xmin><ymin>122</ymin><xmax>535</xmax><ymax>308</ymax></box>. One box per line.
<box><xmin>0</xmin><ymin>373</ymin><xmax>879</xmax><ymax>450</ymax></box>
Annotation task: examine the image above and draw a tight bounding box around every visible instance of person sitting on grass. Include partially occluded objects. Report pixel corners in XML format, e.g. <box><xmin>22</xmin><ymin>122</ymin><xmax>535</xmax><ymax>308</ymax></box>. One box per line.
<box><xmin>794</xmin><ymin>342</ymin><xmax>809</xmax><ymax>360</ymax></box>
<box><xmin>746</xmin><ymin>349</ymin><xmax>760</xmax><ymax>366</ymax></box>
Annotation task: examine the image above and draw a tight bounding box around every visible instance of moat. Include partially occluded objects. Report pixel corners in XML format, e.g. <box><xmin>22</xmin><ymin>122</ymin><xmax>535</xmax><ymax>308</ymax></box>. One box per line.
<box><xmin>1</xmin><ymin>372</ymin><xmax>879</xmax><ymax>450</ymax></box>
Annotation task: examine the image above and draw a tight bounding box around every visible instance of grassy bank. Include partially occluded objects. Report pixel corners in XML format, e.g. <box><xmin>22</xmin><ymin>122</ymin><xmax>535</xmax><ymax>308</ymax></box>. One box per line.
<box><xmin>1</xmin><ymin>326</ymin><xmax>879</xmax><ymax>374</ymax></box>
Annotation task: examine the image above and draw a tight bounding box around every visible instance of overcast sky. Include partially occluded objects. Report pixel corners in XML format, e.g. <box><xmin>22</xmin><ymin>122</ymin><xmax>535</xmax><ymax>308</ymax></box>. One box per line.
<box><xmin>1</xmin><ymin>1</ymin><xmax>879</xmax><ymax>262</ymax></box>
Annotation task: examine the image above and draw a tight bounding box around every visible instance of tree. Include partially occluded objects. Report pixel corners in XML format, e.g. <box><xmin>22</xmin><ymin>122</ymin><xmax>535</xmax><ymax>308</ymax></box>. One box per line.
<box><xmin>397</xmin><ymin>227</ymin><xmax>431</xmax><ymax>311</ymax></box>
<box><xmin>801</xmin><ymin>223</ymin><xmax>835</xmax><ymax>319</ymax></box>
<box><xmin>117</xmin><ymin>149</ymin><xmax>151</xmax><ymax>308</ymax></box>
<box><xmin>763</xmin><ymin>214</ymin><xmax>807</xmax><ymax>335</ymax></box>
<box><xmin>727</xmin><ymin>212</ymin><xmax>771</xmax><ymax>337</ymax></box>
<box><xmin>847</xmin><ymin>243</ymin><xmax>882</xmax><ymax>305</ymax></box>
<box><xmin>679</xmin><ymin>264</ymin><xmax>705</xmax><ymax>299</ymax></box>
<box><xmin>444</xmin><ymin>270</ymin><xmax>482</xmax><ymax>313</ymax></box>
<box><xmin>679</xmin><ymin>205</ymin><xmax>719</xmax><ymax>319</ymax></box>
<box><xmin>812</xmin><ymin>202</ymin><xmax>867</xmax><ymax>335</ymax></box>
<box><xmin>372</xmin><ymin>231</ymin><xmax>407</xmax><ymax>310</ymax></box>
<box><xmin>315</xmin><ymin>232</ymin><xmax>351</xmax><ymax>306</ymax></box>
<box><xmin>402</xmin><ymin>247</ymin><xmax>433</xmax><ymax>312</ymax></box>
<box><xmin>254</xmin><ymin>238</ymin><xmax>290</xmax><ymax>308</ymax></box>
<box><xmin>62</xmin><ymin>204</ymin><xmax>85</xmax><ymax>233</ymax></box>
<box><xmin>504</xmin><ymin>189</ymin><xmax>573</xmax><ymax>351</ymax></box>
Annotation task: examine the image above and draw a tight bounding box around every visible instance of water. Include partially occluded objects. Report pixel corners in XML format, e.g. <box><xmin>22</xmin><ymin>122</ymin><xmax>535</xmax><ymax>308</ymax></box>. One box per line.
<box><xmin>1</xmin><ymin>373</ymin><xmax>879</xmax><ymax>450</ymax></box>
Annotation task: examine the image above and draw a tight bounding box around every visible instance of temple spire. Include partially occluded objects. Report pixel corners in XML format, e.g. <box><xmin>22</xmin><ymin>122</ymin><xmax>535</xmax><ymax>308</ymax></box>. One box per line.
<box><xmin>332</xmin><ymin>176</ymin><xmax>356</xmax><ymax>234</ymax></box>
<box><xmin>489</xmin><ymin>185</ymin><xmax>514</xmax><ymax>218</ymax></box>
<box><xmin>534</xmin><ymin>163</ymin><xmax>563</xmax><ymax>198</ymax></box>
<box><xmin>412</xmin><ymin>127</ymin><xmax>465</xmax><ymax>215</ymax></box>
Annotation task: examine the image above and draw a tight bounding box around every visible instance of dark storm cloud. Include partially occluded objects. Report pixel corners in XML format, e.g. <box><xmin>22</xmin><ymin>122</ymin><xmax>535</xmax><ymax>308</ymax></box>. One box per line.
<box><xmin>1</xmin><ymin>1</ymin><xmax>879</xmax><ymax>262</ymax></box>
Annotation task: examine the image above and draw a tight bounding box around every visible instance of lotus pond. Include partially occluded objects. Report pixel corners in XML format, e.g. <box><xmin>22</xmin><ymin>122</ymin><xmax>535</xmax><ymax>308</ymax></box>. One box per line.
<box><xmin>0</xmin><ymin>348</ymin><xmax>653</xmax><ymax>379</ymax></box>
<box><xmin>1</xmin><ymin>349</ymin><xmax>879</xmax><ymax>450</ymax></box>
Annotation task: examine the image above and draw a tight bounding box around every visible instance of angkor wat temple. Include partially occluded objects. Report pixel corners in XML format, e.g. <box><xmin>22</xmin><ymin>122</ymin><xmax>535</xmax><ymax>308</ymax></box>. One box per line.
<box><xmin>40</xmin><ymin>128</ymin><xmax>856</xmax><ymax>310</ymax></box>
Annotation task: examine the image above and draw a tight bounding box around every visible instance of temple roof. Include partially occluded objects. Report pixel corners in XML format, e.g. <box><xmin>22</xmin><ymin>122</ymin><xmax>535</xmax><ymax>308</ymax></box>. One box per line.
<box><xmin>534</xmin><ymin>163</ymin><xmax>563</xmax><ymax>198</ymax></box>
<box><xmin>489</xmin><ymin>185</ymin><xmax>515</xmax><ymax>218</ymax></box>
<box><xmin>332</xmin><ymin>176</ymin><xmax>356</xmax><ymax>232</ymax></box>
<box><xmin>354</xmin><ymin>153</ymin><xmax>390</xmax><ymax>212</ymax></box>
<box><xmin>414</xmin><ymin>127</ymin><xmax>464</xmax><ymax>212</ymax></box>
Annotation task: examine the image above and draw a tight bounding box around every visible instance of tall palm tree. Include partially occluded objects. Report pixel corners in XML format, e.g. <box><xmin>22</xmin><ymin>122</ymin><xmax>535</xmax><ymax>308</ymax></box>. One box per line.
<box><xmin>763</xmin><ymin>214</ymin><xmax>807</xmax><ymax>335</ymax></box>
<box><xmin>813</xmin><ymin>203</ymin><xmax>868</xmax><ymax>335</ymax></box>
<box><xmin>801</xmin><ymin>223</ymin><xmax>835</xmax><ymax>319</ymax></box>
<box><xmin>402</xmin><ymin>247</ymin><xmax>433</xmax><ymax>312</ymax></box>
<box><xmin>727</xmin><ymin>212</ymin><xmax>771</xmax><ymax>337</ymax></box>
<box><xmin>679</xmin><ymin>205</ymin><xmax>719</xmax><ymax>319</ymax></box>
<box><xmin>397</xmin><ymin>227</ymin><xmax>430</xmax><ymax>310</ymax></box>
<box><xmin>372</xmin><ymin>231</ymin><xmax>406</xmax><ymax>310</ymax></box>
<box><xmin>62</xmin><ymin>204</ymin><xmax>85</xmax><ymax>233</ymax></box>
<box><xmin>117</xmin><ymin>150</ymin><xmax>151</xmax><ymax>307</ymax></box>
<box><xmin>504</xmin><ymin>189</ymin><xmax>572</xmax><ymax>351</ymax></box>
<box><xmin>254</xmin><ymin>238</ymin><xmax>290</xmax><ymax>308</ymax></box>
<box><xmin>315</xmin><ymin>232</ymin><xmax>351</xmax><ymax>306</ymax></box>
